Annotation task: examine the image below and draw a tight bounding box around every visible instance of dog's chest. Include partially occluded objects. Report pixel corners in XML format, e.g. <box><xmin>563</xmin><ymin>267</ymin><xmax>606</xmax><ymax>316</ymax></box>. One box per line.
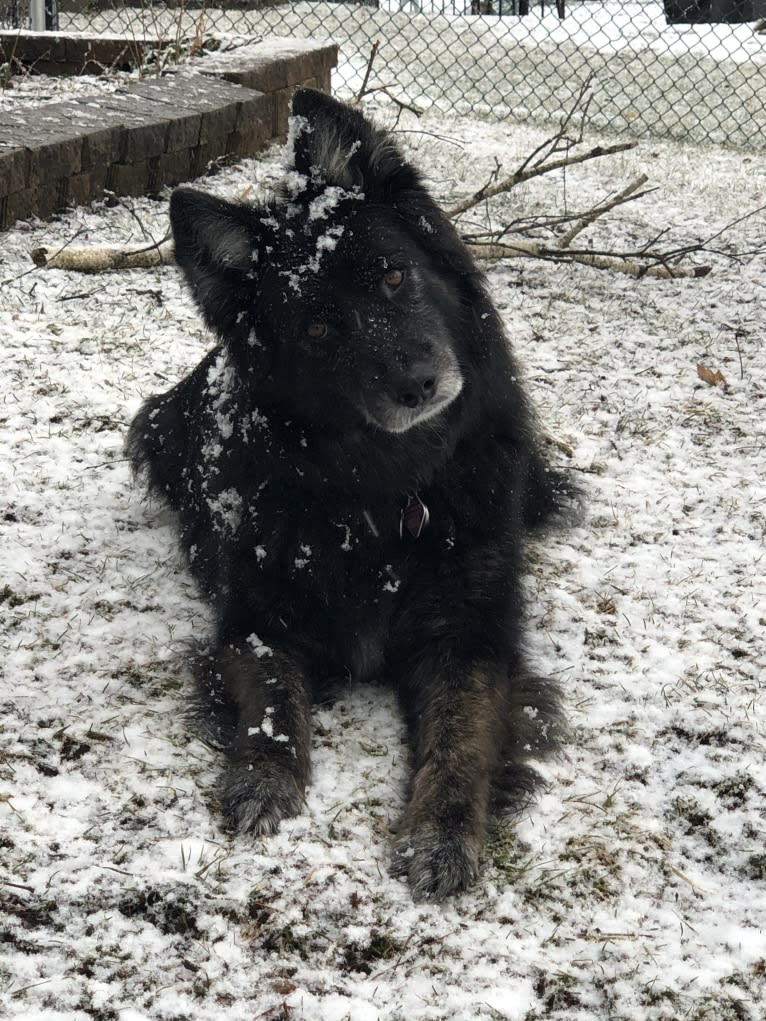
<box><xmin>245</xmin><ymin>495</ymin><xmax>431</xmax><ymax>676</ymax></box>
<box><xmin>300</xmin><ymin>515</ymin><xmax>405</xmax><ymax>681</ymax></box>
<box><xmin>329</xmin><ymin>539</ymin><xmax>402</xmax><ymax>683</ymax></box>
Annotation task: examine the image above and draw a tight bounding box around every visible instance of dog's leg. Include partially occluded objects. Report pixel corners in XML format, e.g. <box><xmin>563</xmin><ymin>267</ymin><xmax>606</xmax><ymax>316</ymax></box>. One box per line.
<box><xmin>392</xmin><ymin>656</ymin><xmax>501</xmax><ymax>901</ymax></box>
<box><xmin>196</xmin><ymin>641</ymin><xmax>312</xmax><ymax>835</ymax></box>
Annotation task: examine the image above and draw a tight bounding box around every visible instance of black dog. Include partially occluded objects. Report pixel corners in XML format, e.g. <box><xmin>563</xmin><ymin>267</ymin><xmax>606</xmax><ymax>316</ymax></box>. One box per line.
<box><xmin>128</xmin><ymin>88</ymin><xmax>570</xmax><ymax>900</ymax></box>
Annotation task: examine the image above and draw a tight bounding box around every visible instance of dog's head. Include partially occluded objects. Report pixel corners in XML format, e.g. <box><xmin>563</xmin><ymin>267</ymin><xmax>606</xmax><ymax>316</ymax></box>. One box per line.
<box><xmin>170</xmin><ymin>89</ymin><xmax>472</xmax><ymax>435</ymax></box>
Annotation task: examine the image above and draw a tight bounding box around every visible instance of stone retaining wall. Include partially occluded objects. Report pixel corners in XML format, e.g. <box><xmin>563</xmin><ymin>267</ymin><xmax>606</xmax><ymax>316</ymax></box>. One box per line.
<box><xmin>0</xmin><ymin>29</ymin><xmax>154</xmax><ymax>74</ymax></box>
<box><xmin>0</xmin><ymin>35</ymin><xmax>337</xmax><ymax>231</ymax></box>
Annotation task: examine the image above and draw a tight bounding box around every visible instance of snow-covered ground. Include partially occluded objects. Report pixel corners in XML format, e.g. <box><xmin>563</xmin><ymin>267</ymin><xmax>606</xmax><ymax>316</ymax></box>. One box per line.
<box><xmin>0</xmin><ymin>68</ymin><xmax>132</xmax><ymax>109</ymax></box>
<box><xmin>1</xmin><ymin>104</ymin><xmax>765</xmax><ymax>1020</ymax></box>
<box><xmin>54</xmin><ymin>1</ymin><xmax>766</xmax><ymax>149</ymax></box>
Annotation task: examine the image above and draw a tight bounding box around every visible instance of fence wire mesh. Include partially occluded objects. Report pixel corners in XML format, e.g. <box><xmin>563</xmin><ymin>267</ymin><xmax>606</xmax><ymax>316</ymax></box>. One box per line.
<box><xmin>1</xmin><ymin>1</ymin><xmax>29</xmax><ymax>27</ymax></box>
<box><xmin>4</xmin><ymin>1</ymin><xmax>766</xmax><ymax>149</ymax></box>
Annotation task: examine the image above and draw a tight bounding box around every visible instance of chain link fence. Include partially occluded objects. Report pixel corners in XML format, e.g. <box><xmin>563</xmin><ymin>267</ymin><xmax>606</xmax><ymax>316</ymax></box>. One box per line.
<box><xmin>1</xmin><ymin>1</ymin><xmax>27</xmax><ymax>26</ymax></box>
<box><xmin>4</xmin><ymin>1</ymin><xmax>766</xmax><ymax>149</ymax></box>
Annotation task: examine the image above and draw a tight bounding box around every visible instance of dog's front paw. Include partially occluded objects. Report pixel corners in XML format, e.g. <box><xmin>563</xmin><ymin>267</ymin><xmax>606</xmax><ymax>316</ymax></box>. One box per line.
<box><xmin>221</xmin><ymin>761</ymin><xmax>305</xmax><ymax>836</ymax></box>
<box><xmin>391</xmin><ymin>823</ymin><xmax>480</xmax><ymax>901</ymax></box>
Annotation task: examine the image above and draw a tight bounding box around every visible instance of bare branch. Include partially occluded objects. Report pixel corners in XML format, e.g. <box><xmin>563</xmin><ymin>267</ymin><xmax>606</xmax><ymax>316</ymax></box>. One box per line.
<box><xmin>445</xmin><ymin>140</ymin><xmax>638</xmax><ymax>219</ymax></box>
<box><xmin>353</xmin><ymin>40</ymin><xmax>380</xmax><ymax>105</ymax></box>
<box><xmin>515</xmin><ymin>73</ymin><xmax>595</xmax><ymax>176</ymax></box>
<box><xmin>358</xmin><ymin>82</ymin><xmax>422</xmax><ymax>121</ymax></box>
<box><xmin>439</xmin><ymin>75</ymin><xmax>719</xmax><ymax>279</ymax></box>
<box><xmin>558</xmin><ymin>176</ymin><xmax>652</xmax><ymax>247</ymax></box>
<box><xmin>462</xmin><ymin>182</ymin><xmax>655</xmax><ymax>246</ymax></box>
<box><xmin>466</xmin><ymin>240</ymin><xmax>711</xmax><ymax>279</ymax></box>
<box><xmin>396</xmin><ymin>129</ymin><xmax>465</xmax><ymax>149</ymax></box>
<box><xmin>352</xmin><ymin>41</ymin><xmax>421</xmax><ymax>120</ymax></box>
<box><xmin>109</xmin><ymin>192</ymin><xmax>167</xmax><ymax>250</ymax></box>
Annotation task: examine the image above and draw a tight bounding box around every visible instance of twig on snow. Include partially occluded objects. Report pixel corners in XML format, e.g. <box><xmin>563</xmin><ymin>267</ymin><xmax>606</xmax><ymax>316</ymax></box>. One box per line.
<box><xmin>558</xmin><ymin>176</ymin><xmax>651</xmax><ymax>248</ymax></box>
<box><xmin>2</xmin><ymin>880</ymin><xmax>34</xmax><ymax>893</ymax></box>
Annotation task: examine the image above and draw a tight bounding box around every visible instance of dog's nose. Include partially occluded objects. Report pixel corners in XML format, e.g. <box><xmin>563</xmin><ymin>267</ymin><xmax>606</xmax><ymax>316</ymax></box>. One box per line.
<box><xmin>396</xmin><ymin>366</ymin><xmax>438</xmax><ymax>408</ymax></box>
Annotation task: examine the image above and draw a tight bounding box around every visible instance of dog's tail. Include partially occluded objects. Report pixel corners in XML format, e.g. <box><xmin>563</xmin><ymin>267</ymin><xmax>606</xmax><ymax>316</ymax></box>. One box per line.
<box><xmin>523</xmin><ymin>450</ymin><xmax>580</xmax><ymax>530</ymax></box>
<box><xmin>126</xmin><ymin>387</ymin><xmax>187</xmax><ymax>510</ymax></box>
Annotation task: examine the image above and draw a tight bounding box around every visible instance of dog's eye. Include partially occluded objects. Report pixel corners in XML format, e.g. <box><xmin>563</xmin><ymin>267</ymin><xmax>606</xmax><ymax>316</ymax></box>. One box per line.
<box><xmin>383</xmin><ymin>268</ymin><xmax>405</xmax><ymax>289</ymax></box>
<box><xmin>306</xmin><ymin>322</ymin><xmax>328</xmax><ymax>339</ymax></box>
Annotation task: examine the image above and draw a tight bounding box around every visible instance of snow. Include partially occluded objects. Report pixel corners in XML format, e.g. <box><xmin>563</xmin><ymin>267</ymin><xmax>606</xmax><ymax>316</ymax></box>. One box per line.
<box><xmin>247</xmin><ymin>633</ymin><xmax>274</xmax><ymax>657</ymax></box>
<box><xmin>0</xmin><ymin>69</ymin><xmax>130</xmax><ymax>109</ymax></box>
<box><xmin>1</xmin><ymin>98</ymin><xmax>765</xmax><ymax>1019</ymax></box>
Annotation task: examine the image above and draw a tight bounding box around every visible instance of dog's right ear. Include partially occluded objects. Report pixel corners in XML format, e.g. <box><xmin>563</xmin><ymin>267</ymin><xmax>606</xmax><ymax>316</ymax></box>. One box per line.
<box><xmin>170</xmin><ymin>188</ymin><xmax>263</xmax><ymax>335</ymax></box>
<box><xmin>287</xmin><ymin>88</ymin><xmax>419</xmax><ymax>203</ymax></box>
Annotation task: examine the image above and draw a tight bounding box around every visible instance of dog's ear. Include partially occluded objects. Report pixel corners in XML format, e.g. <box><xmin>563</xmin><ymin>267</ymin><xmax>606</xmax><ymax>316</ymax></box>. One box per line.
<box><xmin>170</xmin><ymin>188</ymin><xmax>263</xmax><ymax>336</ymax></box>
<box><xmin>171</xmin><ymin>187</ymin><xmax>257</xmax><ymax>281</ymax></box>
<box><xmin>287</xmin><ymin>88</ymin><xmax>420</xmax><ymax>202</ymax></box>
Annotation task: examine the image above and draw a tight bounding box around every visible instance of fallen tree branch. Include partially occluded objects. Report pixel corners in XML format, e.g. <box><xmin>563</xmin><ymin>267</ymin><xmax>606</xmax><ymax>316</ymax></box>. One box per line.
<box><xmin>31</xmin><ymin>241</ymin><xmax>173</xmax><ymax>272</ymax></box>
<box><xmin>467</xmin><ymin>240</ymin><xmax>711</xmax><ymax>278</ymax></box>
<box><xmin>439</xmin><ymin>76</ymin><xmax>718</xmax><ymax>279</ymax></box>
<box><xmin>1</xmin><ymin>228</ymin><xmax>86</xmax><ymax>287</ymax></box>
<box><xmin>31</xmin><ymin>230</ymin><xmax>713</xmax><ymax>280</ymax></box>
<box><xmin>516</xmin><ymin>73</ymin><xmax>595</xmax><ymax>175</ymax></box>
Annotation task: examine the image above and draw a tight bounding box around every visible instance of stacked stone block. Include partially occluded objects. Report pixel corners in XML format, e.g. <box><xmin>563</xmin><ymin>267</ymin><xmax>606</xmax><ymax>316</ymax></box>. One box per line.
<box><xmin>0</xmin><ymin>35</ymin><xmax>337</xmax><ymax>230</ymax></box>
<box><xmin>0</xmin><ymin>30</ymin><xmax>151</xmax><ymax>75</ymax></box>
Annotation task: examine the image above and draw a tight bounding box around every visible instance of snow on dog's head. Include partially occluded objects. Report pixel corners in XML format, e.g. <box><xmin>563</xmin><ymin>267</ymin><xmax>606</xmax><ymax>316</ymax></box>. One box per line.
<box><xmin>170</xmin><ymin>89</ymin><xmax>474</xmax><ymax>435</ymax></box>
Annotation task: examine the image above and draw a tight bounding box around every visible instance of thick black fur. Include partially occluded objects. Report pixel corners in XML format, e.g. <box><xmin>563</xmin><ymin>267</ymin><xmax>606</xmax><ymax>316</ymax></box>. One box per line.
<box><xmin>128</xmin><ymin>88</ymin><xmax>570</xmax><ymax>901</ymax></box>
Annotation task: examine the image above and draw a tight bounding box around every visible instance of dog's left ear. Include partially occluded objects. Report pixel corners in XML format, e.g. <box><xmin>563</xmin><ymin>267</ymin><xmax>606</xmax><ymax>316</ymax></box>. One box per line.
<box><xmin>170</xmin><ymin>187</ymin><xmax>264</xmax><ymax>339</ymax></box>
<box><xmin>287</xmin><ymin>88</ymin><xmax>420</xmax><ymax>202</ymax></box>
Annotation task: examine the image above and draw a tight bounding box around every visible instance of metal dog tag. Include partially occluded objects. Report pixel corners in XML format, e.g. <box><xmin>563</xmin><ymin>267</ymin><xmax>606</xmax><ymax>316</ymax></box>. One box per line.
<box><xmin>400</xmin><ymin>494</ymin><xmax>430</xmax><ymax>539</ymax></box>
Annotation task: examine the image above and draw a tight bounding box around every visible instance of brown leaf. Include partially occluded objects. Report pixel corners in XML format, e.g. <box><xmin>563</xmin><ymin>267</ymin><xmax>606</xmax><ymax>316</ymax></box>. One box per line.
<box><xmin>697</xmin><ymin>363</ymin><xmax>728</xmax><ymax>388</ymax></box>
<box><xmin>270</xmin><ymin>980</ymin><xmax>297</xmax><ymax>995</ymax></box>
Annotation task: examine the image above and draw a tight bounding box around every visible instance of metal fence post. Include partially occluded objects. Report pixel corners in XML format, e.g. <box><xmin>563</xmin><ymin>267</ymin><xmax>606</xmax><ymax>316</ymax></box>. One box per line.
<box><xmin>30</xmin><ymin>0</ymin><xmax>58</xmax><ymax>29</ymax></box>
